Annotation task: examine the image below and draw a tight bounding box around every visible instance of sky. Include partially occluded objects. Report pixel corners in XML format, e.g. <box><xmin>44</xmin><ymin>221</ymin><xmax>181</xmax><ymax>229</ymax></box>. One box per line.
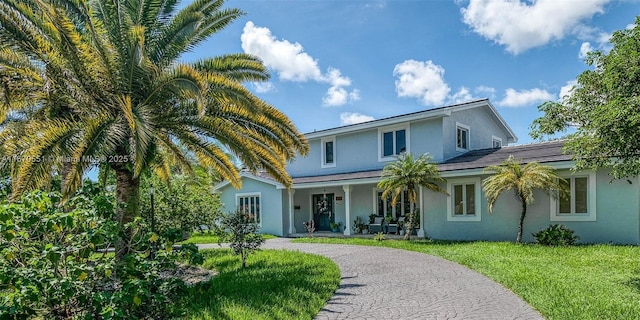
<box><xmin>183</xmin><ymin>0</ymin><xmax>640</xmax><ymax>145</ymax></box>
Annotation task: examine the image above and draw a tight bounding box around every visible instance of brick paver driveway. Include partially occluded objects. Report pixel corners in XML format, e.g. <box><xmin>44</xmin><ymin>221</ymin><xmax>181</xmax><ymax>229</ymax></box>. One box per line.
<box><xmin>201</xmin><ymin>238</ymin><xmax>543</xmax><ymax>320</ymax></box>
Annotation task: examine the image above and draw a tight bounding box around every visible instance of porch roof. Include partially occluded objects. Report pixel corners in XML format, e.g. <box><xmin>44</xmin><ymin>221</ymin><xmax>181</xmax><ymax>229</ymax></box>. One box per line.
<box><xmin>291</xmin><ymin>140</ymin><xmax>570</xmax><ymax>185</ymax></box>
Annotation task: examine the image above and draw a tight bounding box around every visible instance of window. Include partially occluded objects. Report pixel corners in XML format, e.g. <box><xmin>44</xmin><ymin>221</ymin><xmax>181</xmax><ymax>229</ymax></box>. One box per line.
<box><xmin>378</xmin><ymin>125</ymin><xmax>409</xmax><ymax>161</ymax></box>
<box><xmin>550</xmin><ymin>172</ymin><xmax>596</xmax><ymax>221</ymax></box>
<box><xmin>492</xmin><ymin>136</ymin><xmax>502</xmax><ymax>148</ymax></box>
<box><xmin>456</xmin><ymin>123</ymin><xmax>470</xmax><ymax>151</ymax></box>
<box><xmin>321</xmin><ymin>136</ymin><xmax>336</xmax><ymax>168</ymax></box>
<box><xmin>374</xmin><ymin>189</ymin><xmax>411</xmax><ymax>218</ymax></box>
<box><xmin>237</xmin><ymin>193</ymin><xmax>261</xmax><ymax>224</ymax></box>
<box><xmin>447</xmin><ymin>178</ymin><xmax>481</xmax><ymax>221</ymax></box>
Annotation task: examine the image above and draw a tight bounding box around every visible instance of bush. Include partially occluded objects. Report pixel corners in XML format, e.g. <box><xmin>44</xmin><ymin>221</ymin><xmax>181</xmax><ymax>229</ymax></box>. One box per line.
<box><xmin>0</xmin><ymin>184</ymin><xmax>203</xmax><ymax>319</ymax></box>
<box><xmin>217</xmin><ymin>210</ymin><xmax>265</xmax><ymax>268</ymax></box>
<box><xmin>533</xmin><ymin>224</ymin><xmax>579</xmax><ymax>246</ymax></box>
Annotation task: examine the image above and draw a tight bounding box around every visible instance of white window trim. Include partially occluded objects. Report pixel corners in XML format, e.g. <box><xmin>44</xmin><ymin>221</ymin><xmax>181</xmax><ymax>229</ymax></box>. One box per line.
<box><xmin>320</xmin><ymin>136</ymin><xmax>336</xmax><ymax>168</ymax></box>
<box><xmin>236</xmin><ymin>192</ymin><xmax>262</xmax><ymax>226</ymax></box>
<box><xmin>372</xmin><ymin>188</ymin><xmax>410</xmax><ymax>217</ymax></box>
<box><xmin>492</xmin><ymin>135</ymin><xmax>502</xmax><ymax>148</ymax></box>
<box><xmin>447</xmin><ymin>177</ymin><xmax>482</xmax><ymax>222</ymax></box>
<box><xmin>550</xmin><ymin>171</ymin><xmax>596</xmax><ymax>222</ymax></box>
<box><xmin>378</xmin><ymin>124</ymin><xmax>410</xmax><ymax>162</ymax></box>
<box><xmin>456</xmin><ymin>122</ymin><xmax>470</xmax><ymax>152</ymax></box>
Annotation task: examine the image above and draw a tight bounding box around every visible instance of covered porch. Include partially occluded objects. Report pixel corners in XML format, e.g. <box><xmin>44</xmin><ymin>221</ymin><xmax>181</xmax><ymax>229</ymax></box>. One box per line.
<box><xmin>285</xmin><ymin>172</ymin><xmax>427</xmax><ymax>238</ymax></box>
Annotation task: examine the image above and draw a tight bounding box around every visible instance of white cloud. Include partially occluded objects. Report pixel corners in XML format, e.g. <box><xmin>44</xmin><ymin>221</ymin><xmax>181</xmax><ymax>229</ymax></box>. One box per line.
<box><xmin>559</xmin><ymin>80</ymin><xmax>577</xmax><ymax>101</ymax></box>
<box><xmin>475</xmin><ymin>85</ymin><xmax>496</xmax><ymax>98</ymax></box>
<box><xmin>340</xmin><ymin>112</ymin><xmax>375</xmax><ymax>125</ymax></box>
<box><xmin>241</xmin><ymin>22</ymin><xmax>359</xmax><ymax>106</ymax></box>
<box><xmin>461</xmin><ymin>0</ymin><xmax>611</xmax><ymax>54</ymax></box>
<box><xmin>450</xmin><ymin>87</ymin><xmax>474</xmax><ymax>104</ymax></box>
<box><xmin>498</xmin><ymin>88</ymin><xmax>555</xmax><ymax>108</ymax></box>
<box><xmin>579</xmin><ymin>42</ymin><xmax>594</xmax><ymax>59</ymax></box>
<box><xmin>393</xmin><ymin>60</ymin><xmax>451</xmax><ymax>106</ymax></box>
<box><xmin>252</xmin><ymin>82</ymin><xmax>276</xmax><ymax>93</ymax></box>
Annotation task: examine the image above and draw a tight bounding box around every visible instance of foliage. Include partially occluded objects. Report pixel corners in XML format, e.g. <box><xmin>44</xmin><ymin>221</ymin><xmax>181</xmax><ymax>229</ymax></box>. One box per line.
<box><xmin>0</xmin><ymin>0</ymin><xmax>308</xmax><ymax>258</ymax></box>
<box><xmin>374</xmin><ymin>232</ymin><xmax>386</xmax><ymax>241</ymax></box>
<box><xmin>139</xmin><ymin>171</ymin><xmax>223</xmax><ymax>236</ymax></box>
<box><xmin>352</xmin><ymin>216</ymin><xmax>367</xmax><ymax>233</ymax></box>
<box><xmin>377</xmin><ymin>153</ymin><xmax>446</xmax><ymax>240</ymax></box>
<box><xmin>185</xmin><ymin>249</ymin><xmax>340</xmax><ymax>319</ymax></box>
<box><xmin>296</xmin><ymin>237</ymin><xmax>640</xmax><ymax>320</ymax></box>
<box><xmin>483</xmin><ymin>156</ymin><xmax>565</xmax><ymax>243</ymax></box>
<box><xmin>533</xmin><ymin>224</ymin><xmax>579</xmax><ymax>246</ymax></box>
<box><xmin>329</xmin><ymin>221</ymin><xmax>342</xmax><ymax>231</ymax></box>
<box><xmin>530</xmin><ymin>17</ymin><xmax>640</xmax><ymax>180</ymax></box>
<box><xmin>217</xmin><ymin>210</ymin><xmax>265</xmax><ymax>268</ymax></box>
<box><xmin>0</xmin><ymin>186</ymin><xmax>203</xmax><ymax>319</ymax></box>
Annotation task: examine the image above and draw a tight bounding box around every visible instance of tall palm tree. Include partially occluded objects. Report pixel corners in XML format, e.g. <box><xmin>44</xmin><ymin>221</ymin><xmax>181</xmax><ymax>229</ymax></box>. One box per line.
<box><xmin>0</xmin><ymin>0</ymin><xmax>308</xmax><ymax>258</ymax></box>
<box><xmin>377</xmin><ymin>153</ymin><xmax>446</xmax><ymax>240</ymax></box>
<box><xmin>483</xmin><ymin>156</ymin><xmax>565</xmax><ymax>243</ymax></box>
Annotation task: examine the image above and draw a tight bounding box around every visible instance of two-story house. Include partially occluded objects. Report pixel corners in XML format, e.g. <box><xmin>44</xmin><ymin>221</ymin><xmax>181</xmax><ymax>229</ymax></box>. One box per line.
<box><xmin>215</xmin><ymin>99</ymin><xmax>640</xmax><ymax>244</ymax></box>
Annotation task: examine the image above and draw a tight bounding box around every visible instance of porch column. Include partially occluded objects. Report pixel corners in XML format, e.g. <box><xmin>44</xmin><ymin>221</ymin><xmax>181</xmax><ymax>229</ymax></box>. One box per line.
<box><xmin>417</xmin><ymin>185</ymin><xmax>426</xmax><ymax>237</ymax></box>
<box><xmin>343</xmin><ymin>185</ymin><xmax>352</xmax><ymax>235</ymax></box>
<box><xmin>288</xmin><ymin>189</ymin><xmax>296</xmax><ymax>234</ymax></box>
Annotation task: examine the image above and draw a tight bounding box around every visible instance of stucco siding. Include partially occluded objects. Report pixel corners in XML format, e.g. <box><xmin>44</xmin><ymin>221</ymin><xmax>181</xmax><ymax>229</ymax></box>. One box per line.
<box><xmin>443</xmin><ymin>108</ymin><xmax>510</xmax><ymax>160</ymax></box>
<box><xmin>424</xmin><ymin>170</ymin><xmax>640</xmax><ymax>244</ymax></box>
<box><xmin>218</xmin><ymin>178</ymin><xmax>285</xmax><ymax>236</ymax></box>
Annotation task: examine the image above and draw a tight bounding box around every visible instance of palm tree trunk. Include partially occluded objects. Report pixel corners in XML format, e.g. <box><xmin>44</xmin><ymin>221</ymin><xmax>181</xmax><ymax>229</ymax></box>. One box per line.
<box><xmin>517</xmin><ymin>195</ymin><xmax>527</xmax><ymax>243</ymax></box>
<box><xmin>113</xmin><ymin>163</ymin><xmax>140</xmax><ymax>260</ymax></box>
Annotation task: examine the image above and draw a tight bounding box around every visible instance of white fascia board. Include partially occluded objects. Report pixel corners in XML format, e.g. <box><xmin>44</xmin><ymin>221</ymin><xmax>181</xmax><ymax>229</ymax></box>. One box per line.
<box><xmin>452</xmin><ymin>100</ymin><xmax>518</xmax><ymax>143</ymax></box>
<box><xmin>304</xmin><ymin>110</ymin><xmax>449</xmax><ymax>140</ymax></box>
<box><xmin>439</xmin><ymin>160</ymin><xmax>577</xmax><ymax>178</ymax></box>
<box><xmin>213</xmin><ymin>172</ymin><xmax>285</xmax><ymax>191</ymax></box>
<box><xmin>292</xmin><ymin>177</ymin><xmax>381</xmax><ymax>189</ymax></box>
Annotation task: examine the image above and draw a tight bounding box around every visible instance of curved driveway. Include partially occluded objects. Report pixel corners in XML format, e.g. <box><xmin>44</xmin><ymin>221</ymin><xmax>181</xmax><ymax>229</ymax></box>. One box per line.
<box><xmin>202</xmin><ymin>238</ymin><xmax>543</xmax><ymax>320</ymax></box>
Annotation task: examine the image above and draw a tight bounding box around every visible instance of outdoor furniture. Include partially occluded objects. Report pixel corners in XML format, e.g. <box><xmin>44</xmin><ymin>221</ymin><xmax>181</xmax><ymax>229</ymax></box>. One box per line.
<box><xmin>368</xmin><ymin>216</ymin><xmax>384</xmax><ymax>233</ymax></box>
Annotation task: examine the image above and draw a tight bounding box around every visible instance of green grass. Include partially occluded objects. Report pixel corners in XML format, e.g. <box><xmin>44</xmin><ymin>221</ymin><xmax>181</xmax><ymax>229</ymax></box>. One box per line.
<box><xmin>293</xmin><ymin>237</ymin><xmax>640</xmax><ymax>320</ymax></box>
<box><xmin>184</xmin><ymin>249</ymin><xmax>340</xmax><ymax>320</ymax></box>
<box><xmin>182</xmin><ymin>232</ymin><xmax>277</xmax><ymax>244</ymax></box>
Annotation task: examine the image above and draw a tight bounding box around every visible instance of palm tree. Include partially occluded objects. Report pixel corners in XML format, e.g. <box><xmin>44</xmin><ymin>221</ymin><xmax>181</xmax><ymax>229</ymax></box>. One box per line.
<box><xmin>0</xmin><ymin>0</ymin><xmax>308</xmax><ymax>258</ymax></box>
<box><xmin>377</xmin><ymin>153</ymin><xmax>446</xmax><ymax>240</ymax></box>
<box><xmin>483</xmin><ymin>156</ymin><xmax>565</xmax><ymax>243</ymax></box>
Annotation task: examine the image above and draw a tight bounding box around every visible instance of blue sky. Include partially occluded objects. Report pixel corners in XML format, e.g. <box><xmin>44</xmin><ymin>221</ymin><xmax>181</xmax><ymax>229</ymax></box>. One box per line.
<box><xmin>184</xmin><ymin>0</ymin><xmax>639</xmax><ymax>145</ymax></box>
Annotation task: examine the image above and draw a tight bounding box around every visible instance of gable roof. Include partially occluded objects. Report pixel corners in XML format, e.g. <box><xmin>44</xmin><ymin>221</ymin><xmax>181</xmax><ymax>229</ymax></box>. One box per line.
<box><xmin>213</xmin><ymin>170</ymin><xmax>285</xmax><ymax>191</ymax></box>
<box><xmin>289</xmin><ymin>140</ymin><xmax>570</xmax><ymax>186</ymax></box>
<box><xmin>304</xmin><ymin>99</ymin><xmax>517</xmax><ymax>143</ymax></box>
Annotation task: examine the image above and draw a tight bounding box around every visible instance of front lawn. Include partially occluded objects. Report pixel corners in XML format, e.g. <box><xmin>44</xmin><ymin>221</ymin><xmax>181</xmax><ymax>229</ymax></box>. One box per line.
<box><xmin>184</xmin><ymin>249</ymin><xmax>340</xmax><ymax>320</ymax></box>
<box><xmin>182</xmin><ymin>232</ymin><xmax>277</xmax><ymax>244</ymax></box>
<box><xmin>293</xmin><ymin>238</ymin><xmax>640</xmax><ymax>320</ymax></box>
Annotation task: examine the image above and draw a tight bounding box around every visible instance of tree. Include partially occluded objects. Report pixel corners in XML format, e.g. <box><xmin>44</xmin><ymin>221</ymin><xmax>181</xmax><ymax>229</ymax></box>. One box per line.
<box><xmin>218</xmin><ymin>210</ymin><xmax>265</xmax><ymax>269</ymax></box>
<box><xmin>0</xmin><ymin>0</ymin><xmax>308</xmax><ymax>258</ymax></box>
<box><xmin>377</xmin><ymin>153</ymin><xmax>446</xmax><ymax>240</ymax></box>
<box><xmin>530</xmin><ymin>16</ymin><xmax>640</xmax><ymax>180</ymax></box>
<box><xmin>483</xmin><ymin>156</ymin><xmax>565</xmax><ymax>243</ymax></box>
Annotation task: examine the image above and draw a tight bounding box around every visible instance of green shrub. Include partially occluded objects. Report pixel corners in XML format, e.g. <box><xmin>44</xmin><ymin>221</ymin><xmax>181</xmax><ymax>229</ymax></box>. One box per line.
<box><xmin>374</xmin><ymin>232</ymin><xmax>386</xmax><ymax>241</ymax></box>
<box><xmin>533</xmin><ymin>224</ymin><xmax>579</xmax><ymax>246</ymax></box>
<box><xmin>217</xmin><ymin>210</ymin><xmax>265</xmax><ymax>268</ymax></box>
<box><xmin>0</xmin><ymin>184</ymin><xmax>203</xmax><ymax>319</ymax></box>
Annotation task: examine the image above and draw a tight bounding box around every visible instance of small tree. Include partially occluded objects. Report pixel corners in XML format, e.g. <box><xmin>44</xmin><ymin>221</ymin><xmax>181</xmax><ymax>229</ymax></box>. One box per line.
<box><xmin>219</xmin><ymin>210</ymin><xmax>265</xmax><ymax>268</ymax></box>
<box><xmin>483</xmin><ymin>156</ymin><xmax>566</xmax><ymax>243</ymax></box>
<box><xmin>377</xmin><ymin>153</ymin><xmax>446</xmax><ymax>240</ymax></box>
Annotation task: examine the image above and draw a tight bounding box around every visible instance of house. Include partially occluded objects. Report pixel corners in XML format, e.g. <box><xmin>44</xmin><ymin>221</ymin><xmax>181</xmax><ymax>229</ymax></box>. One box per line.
<box><xmin>215</xmin><ymin>99</ymin><xmax>640</xmax><ymax>244</ymax></box>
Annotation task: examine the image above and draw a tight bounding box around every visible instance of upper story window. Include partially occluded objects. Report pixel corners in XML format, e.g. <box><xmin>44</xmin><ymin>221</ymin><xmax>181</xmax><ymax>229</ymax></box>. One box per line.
<box><xmin>492</xmin><ymin>136</ymin><xmax>502</xmax><ymax>148</ymax></box>
<box><xmin>378</xmin><ymin>125</ymin><xmax>409</xmax><ymax>161</ymax></box>
<box><xmin>550</xmin><ymin>172</ymin><xmax>596</xmax><ymax>221</ymax></box>
<box><xmin>456</xmin><ymin>123</ymin><xmax>470</xmax><ymax>151</ymax></box>
<box><xmin>321</xmin><ymin>136</ymin><xmax>336</xmax><ymax>168</ymax></box>
<box><xmin>237</xmin><ymin>192</ymin><xmax>261</xmax><ymax>225</ymax></box>
<box><xmin>447</xmin><ymin>177</ymin><xmax>481</xmax><ymax>222</ymax></box>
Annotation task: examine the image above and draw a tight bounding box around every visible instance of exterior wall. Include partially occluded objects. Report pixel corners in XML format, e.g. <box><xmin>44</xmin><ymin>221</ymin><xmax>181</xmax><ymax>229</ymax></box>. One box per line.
<box><xmin>424</xmin><ymin>169</ymin><xmax>640</xmax><ymax>244</ymax></box>
<box><xmin>442</xmin><ymin>108</ymin><xmax>510</xmax><ymax>160</ymax></box>
<box><xmin>218</xmin><ymin>178</ymin><xmax>285</xmax><ymax>236</ymax></box>
<box><xmin>287</xmin><ymin>118</ymin><xmax>444</xmax><ymax>177</ymax></box>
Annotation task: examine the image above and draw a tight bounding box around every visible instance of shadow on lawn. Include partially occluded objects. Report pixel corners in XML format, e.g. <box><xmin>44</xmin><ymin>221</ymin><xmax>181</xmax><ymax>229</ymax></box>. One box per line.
<box><xmin>184</xmin><ymin>249</ymin><xmax>339</xmax><ymax>320</ymax></box>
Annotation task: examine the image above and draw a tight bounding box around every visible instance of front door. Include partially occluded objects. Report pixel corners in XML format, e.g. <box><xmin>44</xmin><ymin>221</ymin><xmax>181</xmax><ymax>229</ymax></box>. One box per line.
<box><xmin>313</xmin><ymin>193</ymin><xmax>334</xmax><ymax>231</ymax></box>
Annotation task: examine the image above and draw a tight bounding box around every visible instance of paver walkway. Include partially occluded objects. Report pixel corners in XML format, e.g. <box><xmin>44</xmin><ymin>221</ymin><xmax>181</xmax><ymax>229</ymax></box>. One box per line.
<box><xmin>200</xmin><ymin>238</ymin><xmax>543</xmax><ymax>320</ymax></box>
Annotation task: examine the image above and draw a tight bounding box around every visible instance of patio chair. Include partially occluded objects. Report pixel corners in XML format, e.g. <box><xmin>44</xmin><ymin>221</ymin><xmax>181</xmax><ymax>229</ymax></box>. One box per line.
<box><xmin>368</xmin><ymin>216</ymin><xmax>384</xmax><ymax>233</ymax></box>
